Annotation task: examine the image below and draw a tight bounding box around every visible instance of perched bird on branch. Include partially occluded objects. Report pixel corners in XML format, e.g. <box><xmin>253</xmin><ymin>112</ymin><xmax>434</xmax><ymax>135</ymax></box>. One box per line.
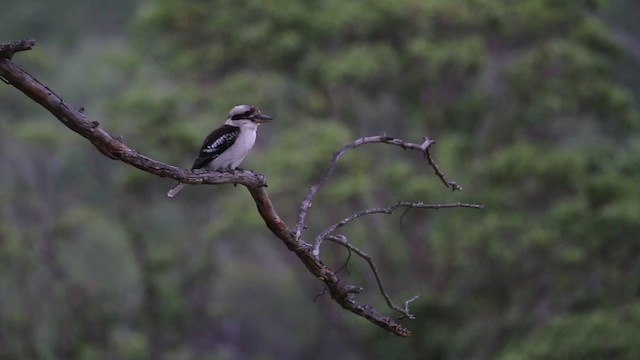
<box><xmin>167</xmin><ymin>104</ymin><xmax>273</xmax><ymax>197</ymax></box>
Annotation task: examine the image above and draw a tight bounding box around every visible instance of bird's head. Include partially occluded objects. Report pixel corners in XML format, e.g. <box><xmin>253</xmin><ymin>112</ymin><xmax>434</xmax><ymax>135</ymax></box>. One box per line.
<box><xmin>225</xmin><ymin>104</ymin><xmax>273</xmax><ymax>128</ymax></box>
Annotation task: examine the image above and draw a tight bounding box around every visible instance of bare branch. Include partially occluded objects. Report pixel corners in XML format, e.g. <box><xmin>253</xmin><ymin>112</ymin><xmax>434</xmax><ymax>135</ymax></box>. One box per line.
<box><xmin>247</xmin><ymin>185</ymin><xmax>412</xmax><ymax>335</ymax></box>
<box><xmin>0</xmin><ymin>43</ymin><xmax>416</xmax><ymax>336</ymax></box>
<box><xmin>0</xmin><ymin>55</ymin><xmax>266</xmax><ymax>188</ymax></box>
<box><xmin>317</xmin><ymin>201</ymin><xmax>484</xmax><ymax>317</ymax></box>
<box><xmin>294</xmin><ymin>135</ymin><xmax>464</xmax><ymax>237</ymax></box>
<box><xmin>424</xmin><ymin>142</ymin><xmax>463</xmax><ymax>191</ymax></box>
<box><xmin>1</xmin><ymin>40</ymin><xmax>486</xmax><ymax>337</ymax></box>
<box><xmin>325</xmin><ymin>234</ymin><xmax>419</xmax><ymax>319</ymax></box>
<box><xmin>0</xmin><ymin>39</ymin><xmax>35</xmax><ymax>59</ymax></box>
<box><xmin>335</xmin><ymin>246</ymin><xmax>352</xmax><ymax>275</ymax></box>
<box><xmin>313</xmin><ymin>201</ymin><xmax>483</xmax><ymax>256</ymax></box>
<box><xmin>403</xmin><ymin>295</ymin><xmax>420</xmax><ymax>318</ymax></box>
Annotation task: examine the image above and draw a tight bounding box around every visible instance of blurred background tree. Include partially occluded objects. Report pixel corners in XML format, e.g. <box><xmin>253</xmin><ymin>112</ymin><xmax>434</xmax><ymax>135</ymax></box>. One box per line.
<box><xmin>1</xmin><ymin>0</ymin><xmax>639</xmax><ymax>359</ymax></box>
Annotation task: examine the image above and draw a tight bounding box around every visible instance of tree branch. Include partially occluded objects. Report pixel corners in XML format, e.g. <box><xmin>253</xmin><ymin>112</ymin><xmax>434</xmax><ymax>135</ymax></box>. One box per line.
<box><xmin>245</xmin><ymin>186</ymin><xmax>412</xmax><ymax>335</ymax></box>
<box><xmin>314</xmin><ymin>201</ymin><xmax>484</xmax><ymax>256</ymax></box>
<box><xmin>326</xmin><ymin>234</ymin><xmax>419</xmax><ymax>319</ymax></box>
<box><xmin>0</xmin><ymin>54</ymin><xmax>266</xmax><ymax>188</ymax></box>
<box><xmin>0</xmin><ymin>38</ymin><xmax>35</xmax><ymax>59</ymax></box>
<box><xmin>319</xmin><ymin>202</ymin><xmax>484</xmax><ymax>318</ymax></box>
<box><xmin>0</xmin><ymin>40</ymin><xmax>483</xmax><ymax>337</ymax></box>
<box><xmin>294</xmin><ymin>135</ymin><xmax>462</xmax><ymax>237</ymax></box>
<box><xmin>0</xmin><ymin>41</ymin><xmax>415</xmax><ymax>336</ymax></box>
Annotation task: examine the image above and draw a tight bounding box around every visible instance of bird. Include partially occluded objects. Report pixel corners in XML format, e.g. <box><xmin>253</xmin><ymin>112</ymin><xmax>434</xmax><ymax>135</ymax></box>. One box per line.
<box><xmin>167</xmin><ymin>104</ymin><xmax>273</xmax><ymax>197</ymax></box>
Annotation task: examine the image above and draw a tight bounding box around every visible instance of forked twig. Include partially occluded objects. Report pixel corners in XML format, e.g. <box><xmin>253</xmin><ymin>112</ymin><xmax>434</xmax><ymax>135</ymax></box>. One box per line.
<box><xmin>325</xmin><ymin>234</ymin><xmax>418</xmax><ymax>319</ymax></box>
<box><xmin>313</xmin><ymin>201</ymin><xmax>483</xmax><ymax>256</ymax></box>
<box><xmin>295</xmin><ymin>136</ymin><xmax>454</xmax><ymax>237</ymax></box>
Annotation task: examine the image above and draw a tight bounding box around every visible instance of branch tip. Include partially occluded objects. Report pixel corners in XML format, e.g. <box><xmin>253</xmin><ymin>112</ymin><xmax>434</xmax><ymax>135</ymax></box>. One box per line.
<box><xmin>0</xmin><ymin>39</ymin><xmax>36</xmax><ymax>59</ymax></box>
<box><xmin>295</xmin><ymin>134</ymin><xmax>465</xmax><ymax>234</ymax></box>
<box><xmin>399</xmin><ymin>295</ymin><xmax>420</xmax><ymax>320</ymax></box>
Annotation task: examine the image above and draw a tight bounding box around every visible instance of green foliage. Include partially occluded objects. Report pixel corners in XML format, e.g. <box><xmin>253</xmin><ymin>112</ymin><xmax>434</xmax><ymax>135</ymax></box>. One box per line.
<box><xmin>499</xmin><ymin>305</ymin><xmax>640</xmax><ymax>360</ymax></box>
<box><xmin>0</xmin><ymin>0</ymin><xmax>137</xmax><ymax>46</ymax></box>
<box><xmin>2</xmin><ymin>0</ymin><xmax>640</xmax><ymax>359</ymax></box>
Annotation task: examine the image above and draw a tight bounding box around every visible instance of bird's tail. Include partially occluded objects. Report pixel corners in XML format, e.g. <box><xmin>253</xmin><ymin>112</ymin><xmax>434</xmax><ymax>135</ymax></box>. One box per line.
<box><xmin>167</xmin><ymin>182</ymin><xmax>185</xmax><ymax>197</ymax></box>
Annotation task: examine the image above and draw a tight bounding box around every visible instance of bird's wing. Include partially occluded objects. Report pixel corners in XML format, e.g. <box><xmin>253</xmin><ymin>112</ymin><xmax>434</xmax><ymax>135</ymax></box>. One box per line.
<box><xmin>191</xmin><ymin>125</ymin><xmax>240</xmax><ymax>169</ymax></box>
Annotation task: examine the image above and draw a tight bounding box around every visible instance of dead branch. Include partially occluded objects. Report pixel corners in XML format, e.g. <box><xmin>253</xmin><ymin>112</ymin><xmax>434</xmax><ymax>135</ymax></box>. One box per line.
<box><xmin>424</xmin><ymin>143</ymin><xmax>463</xmax><ymax>191</ymax></box>
<box><xmin>0</xmin><ymin>39</ymin><xmax>484</xmax><ymax>337</ymax></box>
<box><xmin>294</xmin><ymin>135</ymin><xmax>462</xmax><ymax>237</ymax></box>
<box><xmin>325</xmin><ymin>234</ymin><xmax>418</xmax><ymax>319</ymax></box>
<box><xmin>0</xmin><ymin>49</ymin><xmax>266</xmax><ymax>188</ymax></box>
<box><xmin>313</xmin><ymin>201</ymin><xmax>484</xmax><ymax>256</ymax></box>
<box><xmin>0</xmin><ymin>39</ymin><xmax>35</xmax><ymax>59</ymax></box>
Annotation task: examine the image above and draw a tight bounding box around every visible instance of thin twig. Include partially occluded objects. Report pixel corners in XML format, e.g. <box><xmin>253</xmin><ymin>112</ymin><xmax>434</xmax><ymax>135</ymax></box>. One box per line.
<box><xmin>312</xmin><ymin>287</ymin><xmax>327</xmax><ymax>303</ymax></box>
<box><xmin>398</xmin><ymin>207</ymin><xmax>412</xmax><ymax>234</ymax></box>
<box><xmin>402</xmin><ymin>295</ymin><xmax>420</xmax><ymax>319</ymax></box>
<box><xmin>325</xmin><ymin>234</ymin><xmax>418</xmax><ymax>319</ymax></box>
<box><xmin>336</xmin><ymin>247</ymin><xmax>352</xmax><ymax>275</ymax></box>
<box><xmin>423</xmin><ymin>140</ymin><xmax>462</xmax><ymax>191</ymax></box>
<box><xmin>294</xmin><ymin>136</ymin><xmax>443</xmax><ymax>237</ymax></box>
<box><xmin>313</xmin><ymin>201</ymin><xmax>484</xmax><ymax>256</ymax></box>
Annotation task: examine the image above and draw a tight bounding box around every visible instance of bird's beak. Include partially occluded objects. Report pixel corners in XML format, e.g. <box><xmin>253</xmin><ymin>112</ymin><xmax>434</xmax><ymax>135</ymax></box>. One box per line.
<box><xmin>254</xmin><ymin>113</ymin><xmax>273</xmax><ymax>123</ymax></box>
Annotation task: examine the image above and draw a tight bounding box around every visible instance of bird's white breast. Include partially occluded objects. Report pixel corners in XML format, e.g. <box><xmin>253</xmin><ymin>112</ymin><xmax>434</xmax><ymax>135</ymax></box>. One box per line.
<box><xmin>207</xmin><ymin>125</ymin><xmax>257</xmax><ymax>170</ymax></box>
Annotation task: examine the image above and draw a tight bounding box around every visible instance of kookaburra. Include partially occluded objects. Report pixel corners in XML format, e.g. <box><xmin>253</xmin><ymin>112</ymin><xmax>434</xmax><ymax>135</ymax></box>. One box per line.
<box><xmin>167</xmin><ymin>104</ymin><xmax>273</xmax><ymax>197</ymax></box>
